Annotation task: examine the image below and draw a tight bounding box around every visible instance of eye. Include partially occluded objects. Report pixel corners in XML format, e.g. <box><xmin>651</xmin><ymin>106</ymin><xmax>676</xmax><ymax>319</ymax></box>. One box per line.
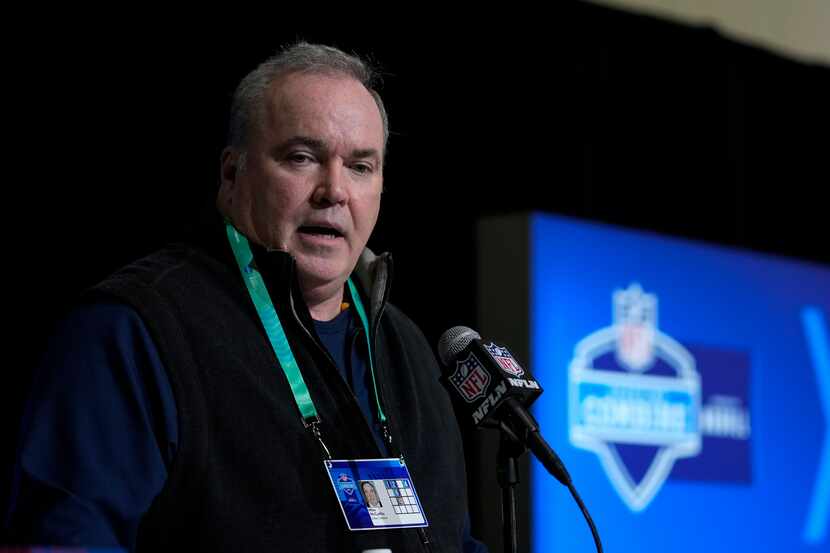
<box><xmin>287</xmin><ymin>152</ymin><xmax>316</xmax><ymax>165</ymax></box>
<box><xmin>350</xmin><ymin>162</ymin><xmax>375</xmax><ymax>175</ymax></box>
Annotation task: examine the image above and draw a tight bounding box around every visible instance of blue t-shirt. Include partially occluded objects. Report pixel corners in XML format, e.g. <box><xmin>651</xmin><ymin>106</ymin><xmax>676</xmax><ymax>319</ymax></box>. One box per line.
<box><xmin>312</xmin><ymin>305</ymin><xmax>388</xmax><ymax>456</ymax></box>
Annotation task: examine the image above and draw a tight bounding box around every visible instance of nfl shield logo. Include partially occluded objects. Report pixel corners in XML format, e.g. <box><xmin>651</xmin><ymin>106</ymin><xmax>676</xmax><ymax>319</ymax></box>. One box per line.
<box><xmin>449</xmin><ymin>353</ymin><xmax>491</xmax><ymax>402</ymax></box>
<box><xmin>613</xmin><ymin>283</ymin><xmax>657</xmax><ymax>372</ymax></box>
<box><xmin>485</xmin><ymin>343</ymin><xmax>525</xmax><ymax>376</ymax></box>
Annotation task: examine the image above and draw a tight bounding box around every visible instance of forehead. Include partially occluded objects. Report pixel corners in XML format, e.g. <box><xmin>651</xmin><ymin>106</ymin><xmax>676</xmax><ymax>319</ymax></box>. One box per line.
<box><xmin>259</xmin><ymin>72</ymin><xmax>384</xmax><ymax>150</ymax></box>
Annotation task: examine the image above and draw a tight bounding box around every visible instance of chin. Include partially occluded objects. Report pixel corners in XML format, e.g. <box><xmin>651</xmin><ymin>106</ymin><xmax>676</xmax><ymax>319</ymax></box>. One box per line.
<box><xmin>295</xmin><ymin>259</ymin><xmax>350</xmax><ymax>289</ymax></box>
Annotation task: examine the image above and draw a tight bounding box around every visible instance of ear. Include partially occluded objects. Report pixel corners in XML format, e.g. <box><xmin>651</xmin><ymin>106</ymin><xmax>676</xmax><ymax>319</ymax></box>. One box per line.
<box><xmin>220</xmin><ymin>147</ymin><xmax>240</xmax><ymax>190</ymax></box>
<box><xmin>217</xmin><ymin>147</ymin><xmax>243</xmax><ymax>213</ymax></box>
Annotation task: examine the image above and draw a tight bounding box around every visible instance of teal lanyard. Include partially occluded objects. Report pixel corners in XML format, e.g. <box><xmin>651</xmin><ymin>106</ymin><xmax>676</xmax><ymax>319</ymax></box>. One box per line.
<box><xmin>347</xmin><ymin>278</ymin><xmax>386</xmax><ymax>424</ymax></box>
<box><xmin>225</xmin><ymin>223</ymin><xmax>387</xmax><ymax>431</ymax></box>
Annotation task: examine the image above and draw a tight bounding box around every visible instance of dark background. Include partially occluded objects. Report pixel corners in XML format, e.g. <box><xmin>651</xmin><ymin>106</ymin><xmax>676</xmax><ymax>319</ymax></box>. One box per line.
<box><xmin>4</xmin><ymin>2</ymin><xmax>828</xmax><ymax>550</ymax></box>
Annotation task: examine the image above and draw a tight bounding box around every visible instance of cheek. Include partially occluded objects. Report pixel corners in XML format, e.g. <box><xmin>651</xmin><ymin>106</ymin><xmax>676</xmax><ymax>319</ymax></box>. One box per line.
<box><xmin>255</xmin><ymin>183</ymin><xmax>303</xmax><ymax>221</ymax></box>
<box><xmin>356</xmin><ymin>192</ymin><xmax>382</xmax><ymax>232</ymax></box>
<box><xmin>247</xmin><ymin>167</ymin><xmax>311</xmax><ymax>213</ymax></box>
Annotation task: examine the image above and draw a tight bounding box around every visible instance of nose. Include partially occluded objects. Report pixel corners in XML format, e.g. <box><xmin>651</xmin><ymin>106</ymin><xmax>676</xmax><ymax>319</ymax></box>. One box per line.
<box><xmin>312</xmin><ymin>159</ymin><xmax>349</xmax><ymax>207</ymax></box>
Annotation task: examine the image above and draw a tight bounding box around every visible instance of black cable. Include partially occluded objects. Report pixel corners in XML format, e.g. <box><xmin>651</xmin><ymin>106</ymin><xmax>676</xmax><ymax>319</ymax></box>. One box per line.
<box><xmin>502</xmin><ymin>399</ymin><xmax>603</xmax><ymax>552</ymax></box>
<box><xmin>567</xmin><ymin>482</ymin><xmax>603</xmax><ymax>553</ymax></box>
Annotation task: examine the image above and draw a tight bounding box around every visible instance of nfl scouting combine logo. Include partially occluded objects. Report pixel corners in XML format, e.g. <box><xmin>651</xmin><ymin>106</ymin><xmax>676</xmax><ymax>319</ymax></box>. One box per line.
<box><xmin>569</xmin><ymin>283</ymin><xmax>702</xmax><ymax>511</ymax></box>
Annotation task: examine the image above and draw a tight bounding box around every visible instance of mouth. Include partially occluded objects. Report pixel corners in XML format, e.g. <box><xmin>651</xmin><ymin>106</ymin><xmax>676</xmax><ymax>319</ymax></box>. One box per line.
<box><xmin>297</xmin><ymin>225</ymin><xmax>344</xmax><ymax>239</ymax></box>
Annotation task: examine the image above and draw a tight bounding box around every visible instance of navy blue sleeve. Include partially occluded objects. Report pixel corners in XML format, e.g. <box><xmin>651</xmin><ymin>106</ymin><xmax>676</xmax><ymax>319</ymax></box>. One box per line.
<box><xmin>4</xmin><ymin>302</ymin><xmax>177</xmax><ymax>552</ymax></box>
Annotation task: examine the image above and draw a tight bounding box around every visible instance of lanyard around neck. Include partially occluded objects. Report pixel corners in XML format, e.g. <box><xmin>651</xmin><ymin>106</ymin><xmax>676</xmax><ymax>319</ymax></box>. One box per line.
<box><xmin>225</xmin><ymin>223</ymin><xmax>387</xmax><ymax>426</ymax></box>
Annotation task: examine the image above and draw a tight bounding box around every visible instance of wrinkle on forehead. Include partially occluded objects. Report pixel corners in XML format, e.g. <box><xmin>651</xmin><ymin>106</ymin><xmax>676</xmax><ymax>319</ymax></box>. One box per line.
<box><xmin>260</xmin><ymin>73</ymin><xmax>384</xmax><ymax>156</ymax></box>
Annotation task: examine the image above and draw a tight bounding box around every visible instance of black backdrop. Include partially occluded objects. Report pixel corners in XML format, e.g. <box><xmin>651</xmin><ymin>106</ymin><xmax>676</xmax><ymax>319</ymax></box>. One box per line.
<box><xmin>4</xmin><ymin>2</ymin><xmax>828</xmax><ymax>550</ymax></box>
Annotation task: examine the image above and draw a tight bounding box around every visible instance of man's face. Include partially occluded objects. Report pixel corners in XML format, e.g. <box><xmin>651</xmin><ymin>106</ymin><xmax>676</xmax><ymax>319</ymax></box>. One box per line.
<box><xmin>221</xmin><ymin>72</ymin><xmax>384</xmax><ymax>294</ymax></box>
<box><xmin>362</xmin><ymin>483</ymin><xmax>378</xmax><ymax>505</ymax></box>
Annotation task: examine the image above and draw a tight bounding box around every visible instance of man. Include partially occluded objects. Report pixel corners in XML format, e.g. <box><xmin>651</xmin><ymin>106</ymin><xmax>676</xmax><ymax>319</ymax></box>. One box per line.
<box><xmin>361</xmin><ymin>482</ymin><xmax>382</xmax><ymax>509</ymax></box>
<box><xmin>5</xmin><ymin>43</ymin><xmax>486</xmax><ymax>552</ymax></box>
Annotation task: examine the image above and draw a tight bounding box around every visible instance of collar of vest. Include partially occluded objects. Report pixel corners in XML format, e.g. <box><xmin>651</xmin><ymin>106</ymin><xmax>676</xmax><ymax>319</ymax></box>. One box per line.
<box><xmin>189</xmin><ymin>208</ymin><xmax>394</xmax><ymax>327</ymax></box>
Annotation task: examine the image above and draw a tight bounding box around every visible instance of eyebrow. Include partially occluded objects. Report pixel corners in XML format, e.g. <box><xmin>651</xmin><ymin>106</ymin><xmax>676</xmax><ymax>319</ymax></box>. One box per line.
<box><xmin>351</xmin><ymin>148</ymin><xmax>381</xmax><ymax>161</ymax></box>
<box><xmin>276</xmin><ymin>136</ymin><xmax>381</xmax><ymax>161</ymax></box>
<box><xmin>276</xmin><ymin>136</ymin><xmax>326</xmax><ymax>153</ymax></box>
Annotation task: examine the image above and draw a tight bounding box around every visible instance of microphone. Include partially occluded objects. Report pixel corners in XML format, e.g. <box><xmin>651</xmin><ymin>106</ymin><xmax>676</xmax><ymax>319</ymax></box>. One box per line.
<box><xmin>437</xmin><ymin>326</ymin><xmax>571</xmax><ymax>486</ymax></box>
<box><xmin>438</xmin><ymin>326</ymin><xmax>604</xmax><ymax>552</ymax></box>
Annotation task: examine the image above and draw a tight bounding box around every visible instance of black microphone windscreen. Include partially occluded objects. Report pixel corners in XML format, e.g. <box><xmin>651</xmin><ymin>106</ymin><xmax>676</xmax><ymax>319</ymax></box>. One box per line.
<box><xmin>437</xmin><ymin>326</ymin><xmax>481</xmax><ymax>365</ymax></box>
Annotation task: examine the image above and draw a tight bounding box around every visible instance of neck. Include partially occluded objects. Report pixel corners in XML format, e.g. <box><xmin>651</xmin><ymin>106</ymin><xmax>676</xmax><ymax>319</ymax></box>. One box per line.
<box><xmin>304</xmin><ymin>282</ymin><xmax>346</xmax><ymax>321</ymax></box>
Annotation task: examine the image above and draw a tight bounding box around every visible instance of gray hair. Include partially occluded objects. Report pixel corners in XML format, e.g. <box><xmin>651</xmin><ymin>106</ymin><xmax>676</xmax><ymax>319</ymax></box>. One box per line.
<box><xmin>227</xmin><ymin>42</ymin><xmax>389</xmax><ymax>167</ymax></box>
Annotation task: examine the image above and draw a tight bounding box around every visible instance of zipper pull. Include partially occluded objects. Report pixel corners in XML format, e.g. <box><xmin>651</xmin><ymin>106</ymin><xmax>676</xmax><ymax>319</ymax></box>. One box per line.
<box><xmin>418</xmin><ymin>527</ymin><xmax>434</xmax><ymax>552</ymax></box>
<box><xmin>382</xmin><ymin>423</ymin><xmax>394</xmax><ymax>448</ymax></box>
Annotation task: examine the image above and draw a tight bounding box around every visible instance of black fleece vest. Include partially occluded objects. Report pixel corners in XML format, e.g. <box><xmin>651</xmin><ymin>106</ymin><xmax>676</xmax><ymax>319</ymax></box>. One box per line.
<box><xmin>89</xmin><ymin>222</ymin><xmax>467</xmax><ymax>553</ymax></box>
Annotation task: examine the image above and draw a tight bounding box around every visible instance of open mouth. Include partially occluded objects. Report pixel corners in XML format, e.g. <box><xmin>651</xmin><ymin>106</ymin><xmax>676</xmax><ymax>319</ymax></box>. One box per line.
<box><xmin>298</xmin><ymin>225</ymin><xmax>344</xmax><ymax>239</ymax></box>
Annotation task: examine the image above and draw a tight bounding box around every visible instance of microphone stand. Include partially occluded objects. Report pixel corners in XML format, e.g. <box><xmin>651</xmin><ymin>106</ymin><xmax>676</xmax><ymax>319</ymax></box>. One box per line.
<box><xmin>496</xmin><ymin>421</ymin><xmax>527</xmax><ymax>553</ymax></box>
<box><xmin>495</xmin><ymin>399</ymin><xmax>604</xmax><ymax>553</ymax></box>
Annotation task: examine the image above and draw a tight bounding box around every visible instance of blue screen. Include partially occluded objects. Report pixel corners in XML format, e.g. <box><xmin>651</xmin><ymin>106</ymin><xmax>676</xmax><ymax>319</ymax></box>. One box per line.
<box><xmin>528</xmin><ymin>213</ymin><xmax>830</xmax><ymax>552</ymax></box>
